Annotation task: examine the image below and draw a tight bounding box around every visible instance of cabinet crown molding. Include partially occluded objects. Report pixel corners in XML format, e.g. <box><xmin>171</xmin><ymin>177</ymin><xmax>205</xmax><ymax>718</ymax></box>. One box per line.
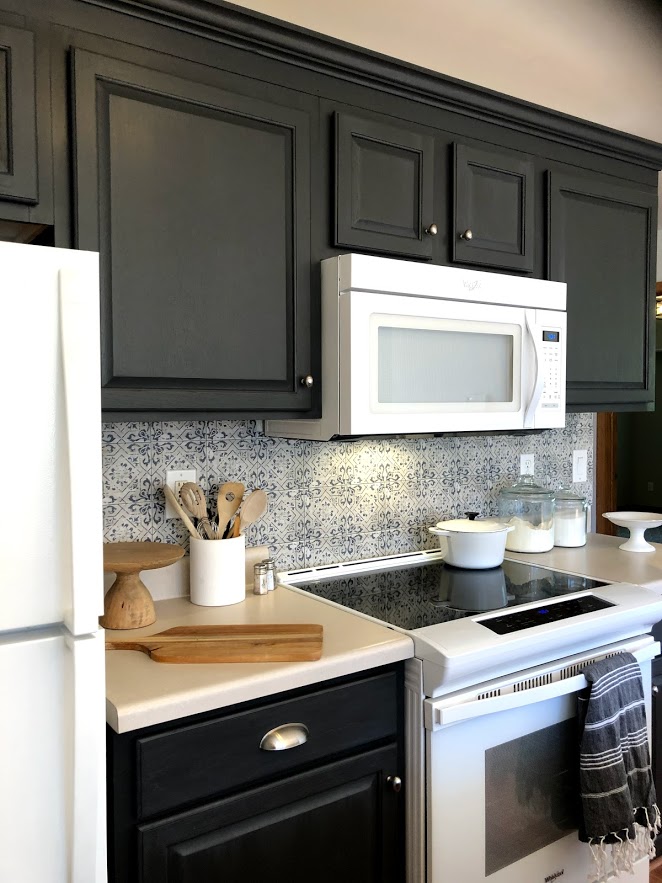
<box><xmin>82</xmin><ymin>0</ymin><xmax>662</xmax><ymax>170</ymax></box>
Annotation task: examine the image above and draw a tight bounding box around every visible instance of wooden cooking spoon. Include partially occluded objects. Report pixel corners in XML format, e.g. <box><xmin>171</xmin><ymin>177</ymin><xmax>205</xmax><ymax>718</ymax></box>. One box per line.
<box><xmin>180</xmin><ymin>482</ymin><xmax>215</xmax><ymax>539</ymax></box>
<box><xmin>216</xmin><ymin>481</ymin><xmax>244</xmax><ymax>539</ymax></box>
<box><xmin>230</xmin><ymin>488</ymin><xmax>268</xmax><ymax>538</ymax></box>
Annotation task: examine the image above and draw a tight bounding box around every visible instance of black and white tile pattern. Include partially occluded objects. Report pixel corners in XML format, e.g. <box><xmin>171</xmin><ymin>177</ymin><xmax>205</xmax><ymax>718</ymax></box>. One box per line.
<box><xmin>101</xmin><ymin>415</ymin><xmax>595</xmax><ymax>570</ymax></box>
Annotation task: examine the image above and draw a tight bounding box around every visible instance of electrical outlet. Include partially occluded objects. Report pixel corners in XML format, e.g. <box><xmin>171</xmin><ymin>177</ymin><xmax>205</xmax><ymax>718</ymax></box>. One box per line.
<box><xmin>165</xmin><ymin>468</ymin><xmax>197</xmax><ymax>519</ymax></box>
<box><xmin>572</xmin><ymin>450</ymin><xmax>588</xmax><ymax>483</ymax></box>
<box><xmin>520</xmin><ymin>453</ymin><xmax>534</xmax><ymax>476</ymax></box>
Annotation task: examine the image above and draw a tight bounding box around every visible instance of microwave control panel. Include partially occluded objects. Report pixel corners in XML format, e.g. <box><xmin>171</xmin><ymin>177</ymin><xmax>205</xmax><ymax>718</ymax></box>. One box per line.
<box><xmin>540</xmin><ymin>329</ymin><xmax>562</xmax><ymax>408</ymax></box>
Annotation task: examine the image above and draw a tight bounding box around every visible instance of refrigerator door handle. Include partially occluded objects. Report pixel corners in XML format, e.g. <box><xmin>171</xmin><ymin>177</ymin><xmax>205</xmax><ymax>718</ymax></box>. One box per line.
<box><xmin>59</xmin><ymin>267</ymin><xmax>104</xmax><ymax>635</ymax></box>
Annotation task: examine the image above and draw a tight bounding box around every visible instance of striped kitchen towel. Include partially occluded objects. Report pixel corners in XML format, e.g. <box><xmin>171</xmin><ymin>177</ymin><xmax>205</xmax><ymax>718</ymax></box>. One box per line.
<box><xmin>578</xmin><ymin>651</ymin><xmax>660</xmax><ymax>883</ymax></box>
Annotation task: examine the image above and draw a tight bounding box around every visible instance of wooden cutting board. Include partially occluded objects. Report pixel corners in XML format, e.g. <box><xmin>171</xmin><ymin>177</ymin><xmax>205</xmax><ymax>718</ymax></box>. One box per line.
<box><xmin>105</xmin><ymin>623</ymin><xmax>323</xmax><ymax>663</ymax></box>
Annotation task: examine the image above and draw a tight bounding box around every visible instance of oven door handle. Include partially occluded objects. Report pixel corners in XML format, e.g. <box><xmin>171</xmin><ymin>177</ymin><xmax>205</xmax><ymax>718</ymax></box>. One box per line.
<box><xmin>426</xmin><ymin>641</ymin><xmax>659</xmax><ymax>730</ymax></box>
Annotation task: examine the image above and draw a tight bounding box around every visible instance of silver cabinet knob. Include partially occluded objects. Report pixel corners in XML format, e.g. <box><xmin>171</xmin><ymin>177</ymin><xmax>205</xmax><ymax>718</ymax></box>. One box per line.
<box><xmin>425</xmin><ymin>223</ymin><xmax>438</xmax><ymax>236</ymax></box>
<box><xmin>259</xmin><ymin>722</ymin><xmax>309</xmax><ymax>751</ymax></box>
<box><xmin>300</xmin><ymin>375</ymin><xmax>314</xmax><ymax>388</ymax></box>
<box><xmin>654</xmin><ymin>685</ymin><xmax>659</xmax><ymax>695</ymax></box>
<box><xmin>460</xmin><ymin>229</ymin><xmax>473</xmax><ymax>240</ymax></box>
<box><xmin>386</xmin><ymin>775</ymin><xmax>402</xmax><ymax>793</ymax></box>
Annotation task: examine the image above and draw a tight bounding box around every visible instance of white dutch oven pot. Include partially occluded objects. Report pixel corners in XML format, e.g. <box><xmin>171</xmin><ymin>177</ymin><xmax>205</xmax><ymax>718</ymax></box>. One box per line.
<box><xmin>428</xmin><ymin>515</ymin><xmax>515</xmax><ymax>569</ymax></box>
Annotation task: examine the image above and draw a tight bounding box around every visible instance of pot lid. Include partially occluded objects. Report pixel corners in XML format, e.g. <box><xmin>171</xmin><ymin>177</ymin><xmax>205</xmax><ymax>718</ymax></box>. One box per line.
<box><xmin>433</xmin><ymin>517</ymin><xmax>513</xmax><ymax>534</ymax></box>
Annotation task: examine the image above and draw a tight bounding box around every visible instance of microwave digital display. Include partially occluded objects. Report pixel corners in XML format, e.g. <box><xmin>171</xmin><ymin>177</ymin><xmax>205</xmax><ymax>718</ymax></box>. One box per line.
<box><xmin>542</xmin><ymin>330</ymin><xmax>560</xmax><ymax>342</ymax></box>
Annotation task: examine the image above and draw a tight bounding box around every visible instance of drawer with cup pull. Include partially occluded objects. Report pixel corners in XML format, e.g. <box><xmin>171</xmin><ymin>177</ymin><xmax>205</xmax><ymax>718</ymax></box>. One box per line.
<box><xmin>135</xmin><ymin>669</ymin><xmax>399</xmax><ymax>818</ymax></box>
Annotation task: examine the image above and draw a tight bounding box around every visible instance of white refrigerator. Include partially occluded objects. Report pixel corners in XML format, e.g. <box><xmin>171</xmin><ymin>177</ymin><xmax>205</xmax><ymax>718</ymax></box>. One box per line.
<box><xmin>0</xmin><ymin>242</ymin><xmax>106</xmax><ymax>882</ymax></box>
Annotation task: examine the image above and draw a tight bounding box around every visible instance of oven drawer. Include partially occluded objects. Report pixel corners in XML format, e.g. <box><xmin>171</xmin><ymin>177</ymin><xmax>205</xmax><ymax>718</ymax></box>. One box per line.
<box><xmin>136</xmin><ymin>669</ymin><xmax>398</xmax><ymax>818</ymax></box>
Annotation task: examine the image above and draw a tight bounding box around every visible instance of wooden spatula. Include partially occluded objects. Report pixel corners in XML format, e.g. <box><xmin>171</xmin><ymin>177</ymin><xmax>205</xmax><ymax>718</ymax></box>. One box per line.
<box><xmin>105</xmin><ymin>623</ymin><xmax>323</xmax><ymax>663</ymax></box>
<box><xmin>216</xmin><ymin>481</ymin><xmax>244</xmax><ymax>539</ymax></box>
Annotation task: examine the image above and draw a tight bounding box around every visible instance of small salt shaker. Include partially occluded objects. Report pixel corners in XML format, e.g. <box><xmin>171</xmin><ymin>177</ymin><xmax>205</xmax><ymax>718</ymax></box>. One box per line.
<box><xmin>253</xmin><ymin>563</ymin><xmax>268</xmax><ymax>595</ymax></box>
<box><xmin>263</xmin><ymin>559</ymin><xmax>277</xmax><ymax>592</ymax></box>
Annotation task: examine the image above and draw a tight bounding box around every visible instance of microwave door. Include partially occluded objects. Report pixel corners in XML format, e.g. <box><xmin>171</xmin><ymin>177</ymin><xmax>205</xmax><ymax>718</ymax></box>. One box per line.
<box><xmin>341</xmin><ymin>292</ymin><xmax>528</xmax><ymax>435</ymax></box>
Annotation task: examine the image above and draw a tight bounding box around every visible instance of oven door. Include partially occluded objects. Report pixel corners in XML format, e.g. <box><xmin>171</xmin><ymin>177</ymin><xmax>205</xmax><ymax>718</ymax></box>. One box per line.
<box><xmin>424</xmin><ymin>636</ymin><xmax>658</xmax><ymax>883</ymax></box>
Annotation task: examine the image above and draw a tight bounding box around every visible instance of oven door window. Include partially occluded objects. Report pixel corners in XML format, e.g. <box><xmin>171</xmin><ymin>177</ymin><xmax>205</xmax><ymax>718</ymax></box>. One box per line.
<box><xmin>426</xmin><ymin>693</ymin><xmax>596</xmax><ymax>883</ymax></box>
<box><xmin>484</xmin><ymin>718</ymin><xmax>579</xmax><ymax>876</ymax></box>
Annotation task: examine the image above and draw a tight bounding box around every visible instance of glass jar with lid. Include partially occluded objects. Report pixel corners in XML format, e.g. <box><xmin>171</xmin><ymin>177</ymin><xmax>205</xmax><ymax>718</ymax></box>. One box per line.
<box><xmin>553</xmin><ymin>487</ymin><xmax>588</xmax><ymax>547</ymax></box>
<box><xmin>497</xmin><ymin>476</ymin><xmax>555</xmax><ymax>553</ymax></box>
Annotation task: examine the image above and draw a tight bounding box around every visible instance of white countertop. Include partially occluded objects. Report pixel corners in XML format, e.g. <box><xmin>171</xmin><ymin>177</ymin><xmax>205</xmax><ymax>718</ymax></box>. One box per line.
<box><xmin>105</xmin><ymin>585</ymin><xmax>413</xmax><ymax>733</ymax></box>
<box><xmin>105</xmin><ymin>533</ymin><xmax>662</xmax><ymax>734</ymax></box>
<box><xmin>505</xmin><ymin>532</ymin><xmax>662</xmax><ymax>592</ymax></box>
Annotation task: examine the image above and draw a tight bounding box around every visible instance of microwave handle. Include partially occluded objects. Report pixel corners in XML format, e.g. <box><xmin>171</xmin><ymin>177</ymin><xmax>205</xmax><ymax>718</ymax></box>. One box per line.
<box><xmin>523</xmin><ymin>310</ymin><xmax>544</xmax><ymax>429</ymax></box>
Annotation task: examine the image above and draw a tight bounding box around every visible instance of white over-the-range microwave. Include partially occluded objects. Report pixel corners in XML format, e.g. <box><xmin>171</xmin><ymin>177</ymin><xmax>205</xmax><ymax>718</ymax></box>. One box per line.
<box><xmin>266</xmin><ymin>253</ymin><xmax>567</xmax><ymax>440</ymax></box>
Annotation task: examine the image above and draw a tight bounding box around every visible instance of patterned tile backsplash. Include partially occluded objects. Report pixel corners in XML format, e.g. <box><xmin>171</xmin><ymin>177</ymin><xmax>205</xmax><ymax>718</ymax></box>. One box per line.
<box><xmin>102</xmin><ymin>414</ymin><xmax>595</xmax><ymax>570</ymax></box>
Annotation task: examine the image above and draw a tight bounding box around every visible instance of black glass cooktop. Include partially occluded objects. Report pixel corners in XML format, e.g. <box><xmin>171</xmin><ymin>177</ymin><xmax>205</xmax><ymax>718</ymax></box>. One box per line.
<box><xmin>288</xmin><ymin>558</ymin><xmax>609</xmax><ymax>631</ymax></box>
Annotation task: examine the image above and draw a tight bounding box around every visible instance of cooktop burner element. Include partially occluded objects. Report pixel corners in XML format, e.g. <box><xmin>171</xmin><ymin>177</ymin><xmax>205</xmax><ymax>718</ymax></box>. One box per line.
<box><xmin>290</xmin><ymin>557</ymin><xmax>608</xmax><ymax>629</ymax></box>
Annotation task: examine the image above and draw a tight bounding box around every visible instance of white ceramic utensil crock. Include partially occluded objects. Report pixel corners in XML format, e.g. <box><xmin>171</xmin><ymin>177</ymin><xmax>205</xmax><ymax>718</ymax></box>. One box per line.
<box><xmin>428</xmin><ymin>518</ymin><xmax>515</xmax><ymax>569</ymax></box>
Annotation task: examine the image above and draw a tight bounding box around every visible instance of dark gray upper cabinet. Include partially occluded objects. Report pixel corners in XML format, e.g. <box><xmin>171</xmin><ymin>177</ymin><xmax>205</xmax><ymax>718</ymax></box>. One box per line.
<box><xmin>335</xmin><ymin>112</ymin><xmax>436</xmax><ymax>259</ymax></box>
<box><xmin>452</xmin><ymin>142</ymin><xmax>534</xmax><ymax>272</ymax></box>
<box><xmin>0</xmin><ymin>23</ymin><xmax>38</xmax><ymax>204</ymax></box>
<box><xmin>71</xmin><ymin>48</ymin><xmax>315</xmax><ymax>416</ymax></box>
<box><xmin>548</xmin><ymin>170</ymin><xmax>657</xmax><ymax>410</ymax></box>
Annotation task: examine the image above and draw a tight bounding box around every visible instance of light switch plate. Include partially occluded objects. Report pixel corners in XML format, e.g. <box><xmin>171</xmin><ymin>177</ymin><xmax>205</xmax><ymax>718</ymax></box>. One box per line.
<box><xmin>572</xmin><ymin>450</ymin><xmax>588</xmax><ymax>483</ymax></box>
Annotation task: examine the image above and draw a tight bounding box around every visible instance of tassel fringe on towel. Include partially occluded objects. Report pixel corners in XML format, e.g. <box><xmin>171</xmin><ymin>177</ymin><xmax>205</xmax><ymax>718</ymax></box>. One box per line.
<box><xmin>586</xmin><ymin>805</ymin><xmax>661</xmax><ymax>883</ymax></box>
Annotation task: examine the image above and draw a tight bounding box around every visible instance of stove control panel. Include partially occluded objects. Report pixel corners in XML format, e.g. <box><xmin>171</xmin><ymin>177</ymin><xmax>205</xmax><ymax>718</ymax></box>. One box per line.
<box><xmin>479</xmin><ymin>595</ymin><xmax>615</xmax><ymax>635</ymax></box>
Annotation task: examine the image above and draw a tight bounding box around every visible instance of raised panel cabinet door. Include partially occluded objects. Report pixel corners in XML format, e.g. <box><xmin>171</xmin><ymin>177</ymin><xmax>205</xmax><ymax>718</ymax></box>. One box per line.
<box><xmin>335</xmin><ymin>112</ymin><xmax>435</xmax><ymax>258</ymax></box>
<box><xmin>453</xmin><ymin>142</ymin><xmax>534</xmax><ymax>272</ymax></box>
<box><xmin>71</xmin><ymin>49</ymin><xmax>313</xmax><ymax>415</ymax></box>
<box><xmin>139</xmin><ymin>745</ymin><xmax>402</xmax><ymax>883</ymax></box>
<box><xmin>0</xmin><ymin>24</ymin><xmax>38</xmax><ymax>203</ymax></box>
<box><xmin>548</xmin><ymin>171</ymin><xmax>656</xmax><ymax>409</ymax></box>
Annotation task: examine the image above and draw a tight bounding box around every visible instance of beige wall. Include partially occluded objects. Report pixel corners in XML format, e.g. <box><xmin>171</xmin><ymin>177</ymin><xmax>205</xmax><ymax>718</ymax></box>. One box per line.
<box><xmin>233</xmin><ymin>0</ymin><xmax>662</xmax><ymax>140</ymax></box>
<box><xmin>233</xmin><ymin>0</ymin><xmax>662</xmax><ymax>218</ymax></box>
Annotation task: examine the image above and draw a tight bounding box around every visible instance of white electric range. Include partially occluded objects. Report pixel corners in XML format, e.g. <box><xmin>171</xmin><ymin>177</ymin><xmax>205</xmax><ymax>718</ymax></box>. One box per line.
<box><xmin>281</xmin><ymin>551</ymin><xmax>662</xmax><ymax>883</ymax></box>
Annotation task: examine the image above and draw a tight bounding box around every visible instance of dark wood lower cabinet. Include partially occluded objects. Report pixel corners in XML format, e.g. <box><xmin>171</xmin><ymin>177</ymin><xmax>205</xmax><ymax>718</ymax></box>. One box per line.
<box><xmin>139</xmin><ymin>745</ymin><xmax>399</xmax><ymax>883</ymax></box>
<box><xmin>107</xmin><ymin>666</ymin><xmax>405</xmax><ymax>883</ymax></box>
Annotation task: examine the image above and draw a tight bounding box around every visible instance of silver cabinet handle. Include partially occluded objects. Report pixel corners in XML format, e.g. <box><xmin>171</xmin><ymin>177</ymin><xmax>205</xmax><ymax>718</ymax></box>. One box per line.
<box><xmin>259</xmin><ymin>722</ymin><xmax>309</xmax><ymax>751</ymax></box>
<box><xmin>425</xmin><ymin>223</ymin><xmax>438</xmax><ymax>236</ymax></box>
<box><xmin>460</xmin><ymin>228</ymin><xmax>473</xmax><ymax>240</ymax></box>
<box><xmin>654</xmin><ymin>685</ymin><xmax>659</xmax><ymax>695</ymax></box>
<box><xmin>300</xmin><ymin>375</ymin><xmax>314</xmax><ymax>388</ymax></box>
<box><xmin>386</xmin><ymin>775</ymin><xmax>402</xmax><ymax>793</ymax></box>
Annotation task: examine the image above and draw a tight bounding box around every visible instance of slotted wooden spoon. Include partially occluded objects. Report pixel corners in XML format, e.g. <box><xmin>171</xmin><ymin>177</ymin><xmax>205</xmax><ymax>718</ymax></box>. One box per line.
<box><xmin>216</xmin><ymin>481</ymin><xmax>244</xmax><ymax>539</ymax></box>
<box><xmin>180</xmin><ymin>482</ymin><xmax>215</xmax><ymax>539</ymax></box>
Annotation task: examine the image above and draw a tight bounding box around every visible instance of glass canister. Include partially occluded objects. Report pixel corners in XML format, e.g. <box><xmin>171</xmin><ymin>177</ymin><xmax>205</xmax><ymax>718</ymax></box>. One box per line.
<box><xmin>497</xmin><ymin>476</ymin><xmax>555</xmax><ymax>553</ymax></box>
<box><xmin>553</xmin><ymin>487</ymin><xmax>588</xmax><ymax>547</ymax></box>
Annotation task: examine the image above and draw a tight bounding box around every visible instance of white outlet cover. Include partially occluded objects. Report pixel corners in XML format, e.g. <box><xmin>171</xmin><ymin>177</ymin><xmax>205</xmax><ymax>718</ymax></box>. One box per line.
<box><xmin>165</xmin><ymin>468</ymin><xmax>197</xmax><ymax>519</ymax></box>
<box><xmin>520</xmin><ymin>453</ymin><xmax>534</xmax><ymax>476</ymax></box>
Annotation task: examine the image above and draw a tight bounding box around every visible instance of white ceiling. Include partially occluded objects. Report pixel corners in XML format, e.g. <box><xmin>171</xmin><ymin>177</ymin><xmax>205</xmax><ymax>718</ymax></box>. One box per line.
<box><xmin>234</xmin><ymin>0</ymin><xmax>662</xmax><ymax>223</ymax></box>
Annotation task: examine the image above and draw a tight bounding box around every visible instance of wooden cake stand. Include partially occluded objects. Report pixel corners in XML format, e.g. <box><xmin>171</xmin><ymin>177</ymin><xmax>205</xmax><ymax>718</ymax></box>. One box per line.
<box><xmin>101</xmin><ymin>541</ymin><xmax>185</xmax><ymax>630</ymax></box>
